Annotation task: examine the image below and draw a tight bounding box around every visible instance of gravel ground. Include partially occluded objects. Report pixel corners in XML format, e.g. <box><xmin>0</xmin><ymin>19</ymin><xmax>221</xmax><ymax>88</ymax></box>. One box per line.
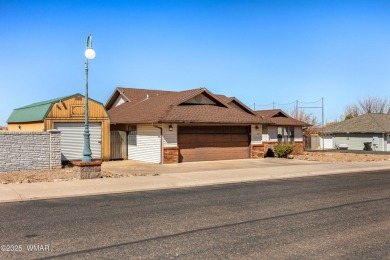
<box><xmin>1</xmin><ymin>152</ymin><xmax>389</xmax><ymax>184</ymax></box>
<box><xmin>294</xmin><ymin>152</ymin><xmax>390</xmax><ymax>162</ymax></box>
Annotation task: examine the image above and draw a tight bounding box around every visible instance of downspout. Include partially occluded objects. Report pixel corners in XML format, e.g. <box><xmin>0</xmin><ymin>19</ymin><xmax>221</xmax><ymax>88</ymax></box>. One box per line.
<box><xmin>153</xmin><ymin>124</ymin><xmax>163</xmax><ymax>165</ymax></box>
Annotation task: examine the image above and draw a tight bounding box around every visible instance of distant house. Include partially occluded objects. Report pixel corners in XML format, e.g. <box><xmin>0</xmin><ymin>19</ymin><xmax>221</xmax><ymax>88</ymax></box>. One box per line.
<box><xmin>7</xmin><ymin>94</ymin><xmax>110</xmax><ymax>161</ymax></box>
<box><xmin>106</xmin><ymin>87</ymin><xmax>270</xmax><ymax>163</ymax></box>
<box><xmin>254</xmin><ymin>109</ymin><xmax>309</xmax><ymax>151</ymax></box>
<box><xmin>321</xmin><ymin>113</ymin><xmax>390</xmax><ymax>151</ymax></box>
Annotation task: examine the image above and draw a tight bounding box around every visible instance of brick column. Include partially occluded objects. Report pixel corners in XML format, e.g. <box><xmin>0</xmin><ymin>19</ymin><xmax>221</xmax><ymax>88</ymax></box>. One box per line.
<box><xmin>251</xmin><ymin>144</ymin><xmax>265</xmax><ymax>159</ymax></box>
<box><xmin>164</xmin><ymin>147</ymin><xmax>179</xmax><ymax>164</ymax></box>
<box><xmin>72</xmin><ymin>160</ymin><xmax>102</xmax><ymax>179</ymax></box>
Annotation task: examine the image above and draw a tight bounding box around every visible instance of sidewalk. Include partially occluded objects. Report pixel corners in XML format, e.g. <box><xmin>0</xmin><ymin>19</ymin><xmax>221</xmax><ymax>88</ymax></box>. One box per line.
<box><xmin>1</xmin><ymin>159</ymin><xmax>390</xmax><ymax>204</ymax></box>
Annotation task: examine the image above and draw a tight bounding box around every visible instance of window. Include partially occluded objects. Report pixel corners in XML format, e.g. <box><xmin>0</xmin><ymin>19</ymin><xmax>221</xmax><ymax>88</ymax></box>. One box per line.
<box><xmin>277</xmin><ymin>127</ymin><xmax>295</xmax><ymax>144</ymax></box>
<box><xmin>290</xmin><ymin>127</ymin><xmax>294</xmax><ymax>143</ymax></box>
<box><xmin>128</xmin><ymin>126</ymin><xmax>137</xmax><ymax>146</ymax></box>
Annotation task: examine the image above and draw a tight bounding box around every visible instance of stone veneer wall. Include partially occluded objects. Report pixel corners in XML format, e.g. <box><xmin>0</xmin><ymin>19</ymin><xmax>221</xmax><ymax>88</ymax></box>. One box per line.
<box><xmin>0</xmin><ymin>130</ymin><xmax>61</xmax><ymax>172</ymax></box>
<box><xmin>251</xmin><ymin>144</ymin><xmax>265</xmax><ymax>159</ymax></box>
<box><xmin>163</xmin><ymin>147</ymin><xmax>179</xmax><ymax>164</ymax></box>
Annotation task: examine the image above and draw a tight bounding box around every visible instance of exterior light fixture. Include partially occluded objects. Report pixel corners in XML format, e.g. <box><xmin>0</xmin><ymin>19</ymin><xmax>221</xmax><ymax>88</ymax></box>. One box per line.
<box><xmin>82</xmin><ymin>34</ymin><xmax>95</xmax><ymax>162</ymax></box>
<box><xmin>255</xmin><ymin>125</ymin><xmax>260</xmax><ymax>131</ymax></box>
<box><xmin>169</xmin><ymin>125</ymin><xmax>173</xmax><ymax>131</ymax></box>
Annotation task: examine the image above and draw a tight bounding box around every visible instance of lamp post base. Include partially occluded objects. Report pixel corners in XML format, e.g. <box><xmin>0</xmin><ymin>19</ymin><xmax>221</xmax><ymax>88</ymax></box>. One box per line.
<box><xmin>72</xmin><ymin>160</ymin><xmax>102</xmax><ymax>179</ymax></box>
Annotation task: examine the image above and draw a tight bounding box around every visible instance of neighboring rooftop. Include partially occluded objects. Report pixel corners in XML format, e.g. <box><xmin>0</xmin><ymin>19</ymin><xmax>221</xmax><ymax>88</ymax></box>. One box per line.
<box><xmin>321</xmin><ymin>113</ymin><xmax>390</xmax><ymax>134</ymax></box>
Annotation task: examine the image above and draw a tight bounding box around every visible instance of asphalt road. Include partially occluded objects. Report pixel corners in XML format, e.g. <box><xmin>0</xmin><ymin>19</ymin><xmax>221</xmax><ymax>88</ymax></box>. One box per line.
<box><xmin>1</xmin><ymin>170</ymin><xmax>390</xmax><ymax>259</ymax></box>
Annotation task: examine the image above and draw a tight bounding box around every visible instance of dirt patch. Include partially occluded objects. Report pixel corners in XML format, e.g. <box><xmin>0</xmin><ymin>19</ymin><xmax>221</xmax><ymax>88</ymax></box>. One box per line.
<box><xmin>294</xmin><ymin>152</ymin><xmax>390</xmax><ymax>162</ymax></box>
<box><xmin>0</xmin><ymin>167</ymin><xmax>150</xmax><ymax>184</ymax></box>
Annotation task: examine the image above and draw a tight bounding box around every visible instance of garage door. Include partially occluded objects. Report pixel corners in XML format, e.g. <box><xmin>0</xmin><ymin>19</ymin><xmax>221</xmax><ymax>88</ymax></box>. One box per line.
<box><xmin>54</xmin><ymin>122</ymin><xmax>102</xmax><ymax>161</ymax></box>
<box><xmin>178</xmin><ymin>126</ymin><xmax>250</xmax><ymax>162</ymax></box>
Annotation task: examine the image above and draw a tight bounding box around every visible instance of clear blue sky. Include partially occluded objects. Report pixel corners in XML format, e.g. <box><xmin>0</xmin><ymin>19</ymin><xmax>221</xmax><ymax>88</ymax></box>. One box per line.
<box><xmin>1</xmin><ymin>0</ymin><xmax>389</xmax><ymax>126</ymax></box>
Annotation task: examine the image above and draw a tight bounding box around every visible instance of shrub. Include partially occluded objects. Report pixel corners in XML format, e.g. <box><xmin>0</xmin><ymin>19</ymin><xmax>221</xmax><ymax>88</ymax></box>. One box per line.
<box><xmin>274</xmin><ymin>144</ymin><xmax>293</xmax><ymax>158</ymax></box>
<box><xmin>291</xmin><ymin>143</ymin><xmax>304</xmax><ymax>155</ymax></box>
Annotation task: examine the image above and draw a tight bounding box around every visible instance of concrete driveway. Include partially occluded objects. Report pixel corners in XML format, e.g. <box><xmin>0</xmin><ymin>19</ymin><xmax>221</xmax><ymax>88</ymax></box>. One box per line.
<box><xmin>102</xmin><ymin>158</ymin><xmax>319</xmax><ymax>176</ymax></box>
<box><xmin>102</xmin><ymin>158</ymin><xmax>390</xmax><ymax>177</ymax></box>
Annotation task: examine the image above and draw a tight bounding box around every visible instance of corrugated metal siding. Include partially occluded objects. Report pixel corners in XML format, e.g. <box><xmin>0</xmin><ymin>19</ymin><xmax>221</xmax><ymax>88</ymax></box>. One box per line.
<box><xmin>163</xmin><ymin>124</ymin><xmax>177</xmax><ymax>147</ymax></box>
<box><xmin>128</xmin><ymin>125</ymin><xmax>161</xmax><ymax>163</ymax></box>
<box><xmin>54</xmin><ymin>122</ymin><xmax>102</xmax><ymax>161</ymax></box>
<box><xmin>334</xmin><ymin>133</ymin><xmax>385</xmax><ymax>151</ymax></box>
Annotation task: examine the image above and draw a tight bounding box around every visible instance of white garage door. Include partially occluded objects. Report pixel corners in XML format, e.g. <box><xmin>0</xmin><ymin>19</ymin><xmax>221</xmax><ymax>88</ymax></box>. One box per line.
<box><xmin>54</xmin><ymin>122</ymin><xmax>102</xmax><ymax>161</ymax></box>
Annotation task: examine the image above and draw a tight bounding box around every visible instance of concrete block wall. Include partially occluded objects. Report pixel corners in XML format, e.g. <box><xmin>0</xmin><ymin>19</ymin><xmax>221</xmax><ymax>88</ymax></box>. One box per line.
<box><xmin>0</xmin><ymin>131</ymin><xmax>61</xmax><ymax>172</ymax></box>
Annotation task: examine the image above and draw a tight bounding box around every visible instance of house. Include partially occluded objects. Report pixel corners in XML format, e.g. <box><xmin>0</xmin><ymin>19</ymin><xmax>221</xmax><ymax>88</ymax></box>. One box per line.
<box><xmin>7</xmin><ymin>94</ymin><xmax>111</xmax><ymax>161</ymax></box>
<box><xmin>254</xmin><ymin>109</ymin><xmax>309</xmax><ymax>151</ymax></box>
<box><xmin>320</xmin><ymin>113</ymin><xmax>390</xmax><ymax>151</ymax></box>
<box><xmin>106</xmin><ymin>87</ymin><xmax>270</xmax><ymax>163</ymax></box>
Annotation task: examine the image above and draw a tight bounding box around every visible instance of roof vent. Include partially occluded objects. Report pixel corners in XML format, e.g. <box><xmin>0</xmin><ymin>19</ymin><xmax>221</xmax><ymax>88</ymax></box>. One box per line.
<box><xmin>146</xmin><ymin>93</ymin><xmax>149</xmax><ymax>99</ymax></box>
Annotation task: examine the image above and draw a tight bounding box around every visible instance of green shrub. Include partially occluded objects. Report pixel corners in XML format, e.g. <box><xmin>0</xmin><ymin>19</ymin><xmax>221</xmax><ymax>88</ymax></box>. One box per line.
<box><xmin>274</xmin><ymin>144</ymin><xmax>293</xmax><ymax>158</ymax></box>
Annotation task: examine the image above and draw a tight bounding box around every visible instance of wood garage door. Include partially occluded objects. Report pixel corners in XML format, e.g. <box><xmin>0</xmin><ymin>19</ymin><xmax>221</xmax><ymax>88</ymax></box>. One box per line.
<box><xmin>178</xmin><ymin>126</ymin><xmax>250</xmax><ymax>162</ymax></box>
<box><xmin>54</xmin><ymin>122</ymin><xmax>102</xmax><ymax>161</ymax></box>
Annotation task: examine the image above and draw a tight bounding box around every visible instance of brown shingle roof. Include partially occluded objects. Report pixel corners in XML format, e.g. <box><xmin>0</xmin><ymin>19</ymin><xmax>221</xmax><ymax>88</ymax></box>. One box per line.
<box><xmin>321</xmin><ymin>113</ymin><xmax>390</xmax><ymax>134</ymax></box>
<box><xmin>107</xmin><ymin>88</ymin><xmax>267</xmax><ymax>124</ymax></box>
<box><xmin>254</xmin><ymin>109</ymin><xmax>309</xmax><ymax>127</ymax></box>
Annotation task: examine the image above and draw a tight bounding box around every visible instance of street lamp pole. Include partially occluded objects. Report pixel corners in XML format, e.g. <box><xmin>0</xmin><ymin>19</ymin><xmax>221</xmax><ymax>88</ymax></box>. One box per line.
<box><xmin>82</xmin><ymin>34</ymin><xmax>96</xmax><ymax>162</ymax></box>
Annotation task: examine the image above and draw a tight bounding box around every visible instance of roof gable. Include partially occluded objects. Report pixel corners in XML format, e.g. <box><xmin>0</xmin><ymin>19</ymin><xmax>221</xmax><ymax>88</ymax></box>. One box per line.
<box><xmin>105</xmin><ymin>87</ymin><xmax>173</xmax><ymax>110</ymax></box>
<box><xmin>174</xmin><ymin>88</ymin><xmax>229</xmax><ymax>108</ymax></box>
<box><xmin>254</xmin><ymin>109</ymin><xmax>308</xmax><ymax>127</ymax></box>
<box><xmin>273</xmin><ymin>111</ymin><xmax>288</xmax><ymax>118</ymax></box>
<box><xmin>7</xmin><ymin>94</ymin><xmax>104</xmax><ymax>123</ymax></box>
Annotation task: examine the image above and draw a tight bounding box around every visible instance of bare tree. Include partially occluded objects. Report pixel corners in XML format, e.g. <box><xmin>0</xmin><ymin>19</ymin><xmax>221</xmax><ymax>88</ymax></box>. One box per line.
<box><xmin>343</xmin><ymin>96</ymin><xmax>390</xmax><ymax>120</ymax></box>
<box><xmin>290</xmin><ymin>107</ymin><xmax>320</xmax><ymax>127</ymax></box>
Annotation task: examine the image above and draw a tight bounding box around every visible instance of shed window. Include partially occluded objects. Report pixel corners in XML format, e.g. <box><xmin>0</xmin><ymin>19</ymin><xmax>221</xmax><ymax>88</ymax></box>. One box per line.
<box><xmin>128</xmin><ymin>126</ymin><xmax>137</xmax><ymax>146</ymax></box>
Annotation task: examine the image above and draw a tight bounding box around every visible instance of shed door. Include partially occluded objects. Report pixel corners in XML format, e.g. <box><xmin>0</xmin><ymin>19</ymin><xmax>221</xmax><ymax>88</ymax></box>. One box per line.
<box><xmin>54</xmin><ymin>122</ymin><xmax>102</xmax><ymax>161</ymax></box>
<box><xmin>178</xmin><ymin>126</ymin><xmax>250</xmax><ymax>162</ymax></box>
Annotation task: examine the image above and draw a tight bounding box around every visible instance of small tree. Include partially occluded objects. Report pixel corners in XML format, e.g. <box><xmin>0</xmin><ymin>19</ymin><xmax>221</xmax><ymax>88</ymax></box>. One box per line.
<box><xmin>290</xmin><ymin>107</ymin><xmax>319</xmax><ymax>127</ymax></box>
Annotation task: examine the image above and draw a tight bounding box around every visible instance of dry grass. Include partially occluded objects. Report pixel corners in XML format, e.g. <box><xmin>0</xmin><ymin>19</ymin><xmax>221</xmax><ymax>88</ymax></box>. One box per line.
<box><xmin>294</xmin><ymin>152</ymin><xmax>390</xmax><ymax>162</ymax></box>
<box><xmin>0</xmin><ymin>167</ymin><xmax>119</xmax><ymax>184</ymax></box>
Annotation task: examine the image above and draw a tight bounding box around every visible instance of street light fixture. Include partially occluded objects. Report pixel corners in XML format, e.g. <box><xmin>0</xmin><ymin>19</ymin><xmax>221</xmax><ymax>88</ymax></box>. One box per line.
<box><xmin>82</xmin><ymin>34</ymin><xmax>96</xmax><ymax>162</ymax></box>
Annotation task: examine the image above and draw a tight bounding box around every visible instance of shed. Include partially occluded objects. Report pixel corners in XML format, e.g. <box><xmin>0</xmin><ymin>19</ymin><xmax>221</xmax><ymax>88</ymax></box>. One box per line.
<box><xmin>7</xmin><ymin>94</ymin><xmax>110</xmax><ymax>161</ymax></box>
